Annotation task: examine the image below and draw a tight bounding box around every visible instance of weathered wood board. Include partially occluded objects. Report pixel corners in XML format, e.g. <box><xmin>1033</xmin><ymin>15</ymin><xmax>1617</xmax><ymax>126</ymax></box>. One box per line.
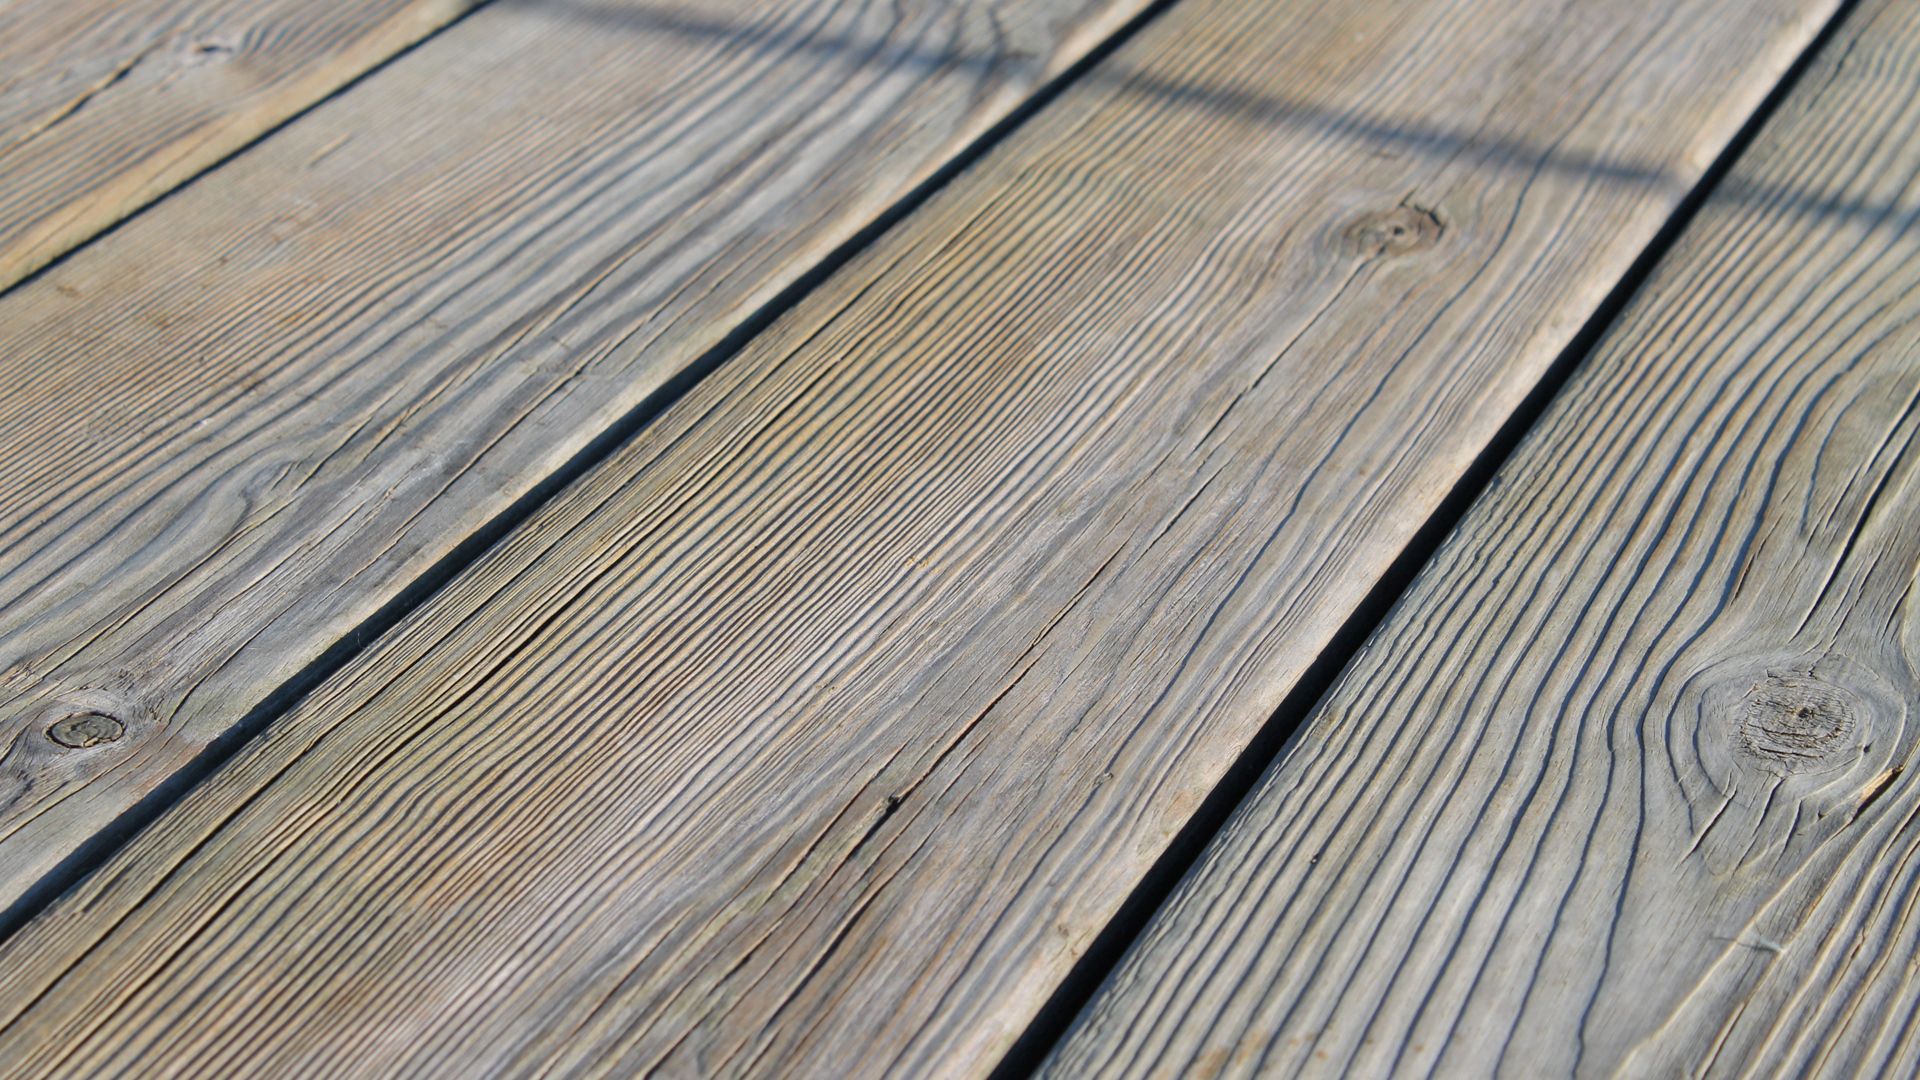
<box><xmin>0</xmin><ymin>0</ymin><xmax>1152</xmax><ymax>913</ymax></box>
<box><xmin>0</xmin><ymin>0</ymin><xmax>479</xmax><ymax>292</ymax></box>
<box><xmin>1047</xmin><ymin>0</ymin><xmax>1920</xmax><ymax>1073</ymax></box>
<box><xmin>0</xmin><ymin>0</ymin><xmax>1844</xmax><ymax>1074</ymax></box>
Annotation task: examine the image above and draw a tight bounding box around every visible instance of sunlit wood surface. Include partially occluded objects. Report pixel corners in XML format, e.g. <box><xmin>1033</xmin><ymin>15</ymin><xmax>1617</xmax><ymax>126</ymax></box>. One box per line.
<box><xmin>2</xmin><ymin>0</ymin><xmax>1910</xmax><ymax>1075</ymax></box>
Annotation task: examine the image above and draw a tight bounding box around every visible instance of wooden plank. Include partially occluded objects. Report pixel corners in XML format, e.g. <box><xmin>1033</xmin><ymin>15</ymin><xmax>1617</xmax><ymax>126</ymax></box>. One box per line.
<box><xmin>0</xmin><ymin>0</ymin><xmax>478</xmax><ymax>292</ymax></box>
<box><xmin>1046</xmin><ymin>0</ymin><xmax>1920</xmax><ymax>1073</ymax></box>
<box><xmin>0</xmin><ymin>0</ymin><xmax>1153</xmax><ymax>913</ymax></box>
<box><xmin>0</xmin><ymin>0</ymin><xmax>1840</xmax><ymax>1073</ymax></box>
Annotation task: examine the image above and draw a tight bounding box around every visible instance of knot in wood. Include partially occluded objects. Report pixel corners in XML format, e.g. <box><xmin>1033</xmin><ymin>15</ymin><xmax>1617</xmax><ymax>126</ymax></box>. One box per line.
<box><xmin>1737</xmin><ymin>674</ymin><xmax>1855</xmax><ymax>770</ymax></box>
<box><xmin>47</xmin><ymin>711</ymin><xmax>124</xmax><ymax>749</ymax></box>
<box><xmin>1343</xmin><ymin>204</ymin><xmax>1442</xmax><ymax>258</ymax></box>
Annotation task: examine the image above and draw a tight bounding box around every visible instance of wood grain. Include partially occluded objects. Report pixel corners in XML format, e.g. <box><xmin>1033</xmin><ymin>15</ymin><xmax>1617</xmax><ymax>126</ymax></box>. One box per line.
<box><xmin>0</xmin><ymin>0</ymin><xmax>1843</xmax><ymax>1074</ymax></box>
<box><xmin>0</xmin><ymin>0</ymin><xmax>479</xmax><ymax>292</ymax></box>
<box><xmin>0</xmin><ymin>0</ymin><xmax>1151</xmax><ymax>913</ymax></box>
<box><xmin>1046</xmin><ymin>0</ymin><xmax>1920</xmax><ymax>1073</ymax></box>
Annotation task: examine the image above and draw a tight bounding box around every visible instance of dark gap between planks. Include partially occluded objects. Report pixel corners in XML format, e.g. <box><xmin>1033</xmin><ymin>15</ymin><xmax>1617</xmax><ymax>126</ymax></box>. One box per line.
<box><xmin>0</xmin><ymin>1</ymin><xmax>505</xmax><ymax>305</ymax></box>
<box><xmin>990</xmin><ymin>0</ymin><xmax>1872</xmax><ymax>1072</ymax></box>
<box><xmin>0</xmin><ymin>0</ymin><xmax>1193</xmax><ymax>945</ymax></box>
<box><xmin>0</xmin><ymin>0</ymin><xmax>1871</xmax><ymax>1065</ymax></box>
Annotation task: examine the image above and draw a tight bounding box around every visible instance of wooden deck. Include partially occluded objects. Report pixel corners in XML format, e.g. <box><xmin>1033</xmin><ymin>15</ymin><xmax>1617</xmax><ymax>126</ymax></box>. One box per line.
<box><xmin>0</xmin><ymin>0</ymin><xmax>1912</xmax><ymax>1075</ymax></box>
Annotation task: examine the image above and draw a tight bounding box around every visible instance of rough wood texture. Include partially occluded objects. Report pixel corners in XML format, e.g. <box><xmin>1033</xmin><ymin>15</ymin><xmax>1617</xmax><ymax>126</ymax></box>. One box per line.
<box><xmin>0</xmin><ymin>0</ymin><xmax>1150</xmax><ymax>914</ymax></box>
<box><xmin>0</xmin><ymin>0</ymin><xmax>478</xmax><ymax>292</ymax></box>
<box><xmin>1048</xmin><ymin>0</ymin><xmax>1920</xmax><ymax>1073</ymax></box>
<box><xmin>0</xmin><ymin>0</ymin><xmax>1840</xmax><ymax>1073</ymax></box>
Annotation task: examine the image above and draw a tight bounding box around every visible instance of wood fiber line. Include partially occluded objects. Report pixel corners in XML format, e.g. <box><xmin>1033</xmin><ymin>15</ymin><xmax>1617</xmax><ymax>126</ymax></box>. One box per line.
<box><xmin>0</xmin><ymin>0</ymin><xmax>1154</xmax><ymax>913</ymax></box>
<box><xmin>0</xmin><ymin>0</ymin><xmax>480</xmax><ymax>293</ymax></box>
<box><xmin>1047</xmin><ymin>0</ymin><xmax>1920</xmax><ymax>1074</ymax></box>
<box><xmin>0</xmin><ymin>0</ymin><xmax>1839</xmax><ymax>1075</ymax></box>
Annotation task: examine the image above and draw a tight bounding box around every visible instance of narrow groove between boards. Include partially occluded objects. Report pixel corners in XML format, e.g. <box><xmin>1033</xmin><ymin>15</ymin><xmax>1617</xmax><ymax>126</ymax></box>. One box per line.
<box><xmin>988</xmin><ymin>0</ymin><xmax>1871</xmax><ymax>1072</ymax></box>
<box><xmin>0</xmin><ymin>0</ymin><xmax>505</xmax><ymax>306</ymax></box>
<box><xmin>0</xmin><ymin>0</ymin><xmax>1194</xmax><ymax>946</ymax></box>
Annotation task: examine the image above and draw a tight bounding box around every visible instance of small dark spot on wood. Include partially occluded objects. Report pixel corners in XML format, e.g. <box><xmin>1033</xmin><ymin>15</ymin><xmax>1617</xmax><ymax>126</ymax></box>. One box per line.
<box><xmin>184</xmin><ymin>38</ymin><xmax>238</xmax><ymax>64</ymax></box>
<box><xmin>1736</xmin><ymin>673</ymin><xmax>1855</xmax><ymax>770</ymax></box>
<box><xmin>1343</xmin><ymin>204</ymin><xmax>1443</xmax><ymax>258</ymax></box>
<box><xmin>47</xmin><ymin>711</ymin><xmax>124</xmax><ymax>749</ymax></box>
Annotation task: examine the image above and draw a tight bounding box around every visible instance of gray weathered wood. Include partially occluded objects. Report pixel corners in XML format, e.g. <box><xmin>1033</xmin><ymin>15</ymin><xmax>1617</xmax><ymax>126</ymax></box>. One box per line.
<box><xmin>0</xmin><ymin>0</ymin><xmax>1151</xmax><ymax>913</ymax></box>
<box><xmin>1046</xmin><ymin>0</ymin><xmax>1920</xmax><ymax>1073</ymax></box>
<box><xmin>0</xmin><ymin>0</ymin><xmax>1842</xmax><ymax>1074</ymax></box>
<box><xmin>0</xmin><ymin>0</ymin><xmax>477</xmax><ymax>292</ymax></box>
